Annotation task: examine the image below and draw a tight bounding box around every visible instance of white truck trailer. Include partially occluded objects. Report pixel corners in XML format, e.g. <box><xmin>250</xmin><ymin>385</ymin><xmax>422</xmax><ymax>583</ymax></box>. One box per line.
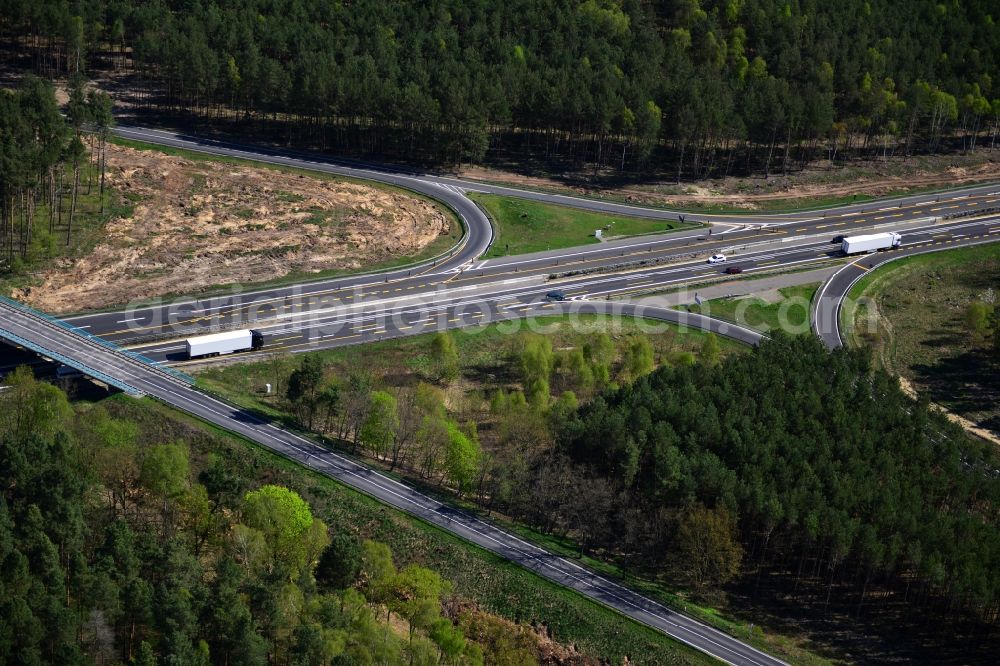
<box><xmin>841</xmin><ymin>232</ymin><xmax>902</xmax><ymax>255</ymax></box>
<box><xmin>185</xmin><ymin>329</ymin><xmax>263</xmax><ymax>359</ymax></box>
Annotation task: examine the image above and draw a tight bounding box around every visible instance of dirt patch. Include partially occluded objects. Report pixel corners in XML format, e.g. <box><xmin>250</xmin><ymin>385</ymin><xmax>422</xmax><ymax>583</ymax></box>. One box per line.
<box><xmin>733</xmin><ymin>288</ymin><xmax>785</xmax><ymax>304</ymax></box>
<box><xmin>897</xmin><ymin>375</ymin><xmax>1000</xmax><ymax>447</ymax></box>
<box><xmin>850</xmin><ymin>245</ymin><xmax>1000</xmax><ymax>440</ymax></box>
<box><xmin>460</xmin><ymin>154</ymin><xmax>1000</xmax><ymax>210</ymax></box>
<box><xmin>14</xmin><ymin>144</ymin><xmax>451</xmax><ymax>312</ymax></box>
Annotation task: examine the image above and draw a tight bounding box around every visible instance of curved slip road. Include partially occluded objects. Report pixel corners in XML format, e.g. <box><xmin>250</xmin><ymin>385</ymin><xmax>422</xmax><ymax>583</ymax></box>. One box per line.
<box><xmin>813</xmin><ymin>216</ymin><xmax>1000</xmax><ymax>348</ymax></box>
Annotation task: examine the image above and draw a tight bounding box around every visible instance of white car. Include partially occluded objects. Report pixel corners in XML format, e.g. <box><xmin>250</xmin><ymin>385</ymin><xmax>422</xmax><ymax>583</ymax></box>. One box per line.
<box><xmin>707</xmin><ymin>253</ymin><xmax>727</xmax><ymax>264</ymax></box>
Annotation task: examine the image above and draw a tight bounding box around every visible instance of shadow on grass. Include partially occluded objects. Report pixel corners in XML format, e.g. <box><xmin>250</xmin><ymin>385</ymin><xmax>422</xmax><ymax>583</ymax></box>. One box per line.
<box><xmin>912</xmin><ymin>350</ymin><xmax>1000</xmax><ymax>431</ymax></box>
<box><xmin>725</xmin><ymin>565</ymin><xmax>1000</xmax><ymax>665</ymax></box>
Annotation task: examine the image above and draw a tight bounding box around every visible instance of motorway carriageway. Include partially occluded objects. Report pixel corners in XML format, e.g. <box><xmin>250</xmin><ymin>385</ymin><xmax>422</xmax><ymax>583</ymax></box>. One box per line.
<box><xmin>65</xmin><ymin>186</ymin><xmax>1000</xmax><ymax>344</ymax></box>
<box><xmin>123</xmin><ymin>216</ymin><xmax>1000</xmax><ymax>365</ymax></box>
<box><xmin>80</xmin><ymin>126</ymin><xmax>1000</xmax><ymax>348</ymax></box>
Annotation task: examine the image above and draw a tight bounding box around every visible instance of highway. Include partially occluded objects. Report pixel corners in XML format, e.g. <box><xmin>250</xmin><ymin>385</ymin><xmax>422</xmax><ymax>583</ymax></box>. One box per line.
<box><xmin>76</xmin><ymin>125</ymin><xmax>1000</xmax><ymax>357</ymax></box>
<box><xmin>48</xmin><ymin>122</ymin><xmax>998</xmax><ymax>365</ymax></box>
<box><xmin>80</xmin><ymin>215</ymin><xmax>1000</xmax><ymax>366</ymax></box>
<box><xmin>4</xmin><ymin>124</ymin><xmax>1000</xmax><ymax>665</ymax></box>
<box><xmin>0</xmin><ymin>296</ymin><xmax>778</xmax><ymax>665</ymax></box>
<box><xmin>812</xmin><ymin>222</ymin><xmax>1000</xmax><ymax>347</ymax></box>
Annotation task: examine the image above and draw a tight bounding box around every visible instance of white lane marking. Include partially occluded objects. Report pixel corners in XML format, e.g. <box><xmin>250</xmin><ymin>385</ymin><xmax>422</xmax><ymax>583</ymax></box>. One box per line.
<box><xmin>191</xmin><ymin>221</ymin><xmax>992</xmax><ymax>341</ymax></box>
<box><xmin>163</xmin><ymin>379</ymin><xmax>778</xmax><ymax>666</ymax></box>
<box><xmin>485</xmin><ymin>231</ymin><xmax>712</xmax><ymax>269</ymax></box>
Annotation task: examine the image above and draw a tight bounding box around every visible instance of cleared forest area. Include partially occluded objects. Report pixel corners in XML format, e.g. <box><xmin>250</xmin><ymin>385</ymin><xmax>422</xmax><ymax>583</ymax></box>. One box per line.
<box><xmin>12</xmin><ymin>141</ymin><xmax>454</xmax><ymax>312</ymax></box>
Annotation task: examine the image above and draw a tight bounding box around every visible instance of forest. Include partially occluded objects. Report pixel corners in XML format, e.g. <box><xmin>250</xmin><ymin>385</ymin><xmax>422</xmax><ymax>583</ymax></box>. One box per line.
<box><xmin>0</xmin><ymin>367</ymin><xmax>556</xmax><ymax>665</ymax></box>
<box><xmin>558</xmin><ymin>334</ymin><xmax>1000</xmax><ymax>620</ymax></box>
<box><xmin>2</xmin><ymin>0</ymin><xmax>1000</xmax><ymax>170</ymax></box>
<box><xmin>0</xmin><ymin>75</ymin><xmax>112</xmax><ymax>271</ymax></box>
<box><xmin>233</xmin><ymin>328</ymin><xmax>1000</xmax><ymax>658</ymax></box>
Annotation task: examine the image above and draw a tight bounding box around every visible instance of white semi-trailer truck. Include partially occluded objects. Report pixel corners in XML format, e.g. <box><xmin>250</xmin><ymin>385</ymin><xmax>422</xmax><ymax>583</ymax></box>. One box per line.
<box><xmin>185</xmin><ymin>329</ymin><xmax>263</xmax><ymax>359</ymax></box>
<box><xmin>841</xmin><ymin>232</ymin><xmax>902</xmax><ymax>255</ymax></box>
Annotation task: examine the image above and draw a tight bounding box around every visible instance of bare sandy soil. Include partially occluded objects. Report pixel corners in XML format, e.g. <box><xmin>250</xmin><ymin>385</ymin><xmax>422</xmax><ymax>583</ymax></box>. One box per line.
<box><xmin>15</xmin><ymin>144</ymin><xmax>451</xmax><ymax>312</ymax></box>
<box><xmin>898</xmin><ymin>374</ymin><xmax>1000</xmax><ymax>447</ymax></box>
<box><xmin>459</xmin><ymin>153</ymin><xmax>1000</xmax><ymax>209</ymax></box>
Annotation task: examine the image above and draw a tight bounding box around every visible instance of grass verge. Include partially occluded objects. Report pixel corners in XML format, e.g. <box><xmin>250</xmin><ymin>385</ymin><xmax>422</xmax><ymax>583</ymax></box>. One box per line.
<box><xmin>194</xmin><ymin>314</ymin><xmax>748</xmax><ymax>412</ymax></box>
<box><xmin>680</xmin><ymin>283</ymin><xmax>821</xmax><ymax>336</ymax></box>
<box><xmin>100</xmin><ymin>393</ymin><xmax>715</xmax><ymax>665</ymax></box>
<box><xmin>469</xmin><ymin>193</ymin><xmax>702</xmax><ymax>257</ymax></box>
<box><xmin>843</xmin><ymin>242</ymin><xmax>1000</xmax><ymax>433</ymax></box>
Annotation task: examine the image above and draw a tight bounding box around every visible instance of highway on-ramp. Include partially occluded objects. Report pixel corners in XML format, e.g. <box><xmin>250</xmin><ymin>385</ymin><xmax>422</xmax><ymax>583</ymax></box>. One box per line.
<box><xmin>812</xmin><ymin>217</ymin><xmax>1000</xmax><ymax>348</ymax></box>
<box><xmin>6</xmin><ymin>124</ymin><xmax>1000</xmax><ymax>665</ymax></box>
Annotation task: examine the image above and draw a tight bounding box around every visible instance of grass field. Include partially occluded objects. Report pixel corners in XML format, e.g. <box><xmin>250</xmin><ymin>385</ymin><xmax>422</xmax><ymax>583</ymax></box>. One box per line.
<box><xmin>469</xmin><ymin>193</ymin><xmax>702</xmax><ymax>257</ymax></box>
<box><xmin>680</xmin><ymin>283</ymin><xmax>821</xmax><ymax>335</ymax></box>
<box><xmin>844</xmin><ymin>242</ymin><xmax>1000</xmax><ymax>433</ymax></box>
<box><xmin>97</xmin><ymin>393</ymin><xmax>715</xmax><ymax>666</ymax></box>
<box><xmin>195</xmin><ymin>313</ymin><xmax>747</xmax><ymax>417</ymax></box>
<box><xmin>190</xmin><ymin>315</ymin><xmax>838</xmax><ymax>665</ymax></box>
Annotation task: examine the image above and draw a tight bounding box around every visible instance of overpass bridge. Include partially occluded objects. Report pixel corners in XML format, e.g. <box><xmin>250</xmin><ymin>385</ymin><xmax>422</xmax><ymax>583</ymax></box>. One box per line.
<box><xmin>0</xmin><ymin>293</ymin><xmax>784</xmax><ymax>666</ymax></box>
<box><xmin>0</xmin><ymin>296</ymin><xmax>192</xmax><ymax>395</ymax></box>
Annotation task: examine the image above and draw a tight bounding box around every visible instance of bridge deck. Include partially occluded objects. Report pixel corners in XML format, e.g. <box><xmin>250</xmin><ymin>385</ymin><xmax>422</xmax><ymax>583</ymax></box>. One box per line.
<box><xmin>0</xmin><ymin>296</ymin><xmax>192</xmax><ymax>394</ymax></box>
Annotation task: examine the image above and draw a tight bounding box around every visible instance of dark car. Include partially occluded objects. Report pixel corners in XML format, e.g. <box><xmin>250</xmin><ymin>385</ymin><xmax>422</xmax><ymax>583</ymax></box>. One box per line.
<box><xmin>831</xmin><ymin>235</ymin><xmax>846</xmax><ymax>244</ymax></box>
<box><xmin>724</xmin><ymin>266</ymin><xmax>743</xmax><ymax>275</ymax></box>
<box><xmin>545</xmin><ymin>290</ymin><xmax>567</xmax><ymax>301</ymax></box>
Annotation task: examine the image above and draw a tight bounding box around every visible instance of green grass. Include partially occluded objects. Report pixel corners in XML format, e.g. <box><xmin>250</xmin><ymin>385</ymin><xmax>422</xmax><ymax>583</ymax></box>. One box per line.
<box><xmin>680</xmin><ymin>283</ymin><xmax>821</xmax><ymax>335</ymax></box>
<box><xmin>195</xmin><ymin>313</ymin><xmax>747</xmax><ymax>413</ymax></box>
<box><xmin>97</xmin><ymin>393</ymin><xmax>715</xmax><ymax>666</ymax></box>
<box><xmin>843</xmin><ymin>242</ymin><xmax>1000</xmax><ymax>433</ymax></box>
<box><xmin>469</xmin><ymin>193</ymin><xmax>702</xmax><ymax>257</ymax></box>
<box><xmin>0</xmin><ymin>156</ymin><xmax>132</xmax><ymax>297</ymax></box>
<box><xmin>50</xmin><ymin>137</ymin><xmax>465</xmax><ymax>315</ymax></box>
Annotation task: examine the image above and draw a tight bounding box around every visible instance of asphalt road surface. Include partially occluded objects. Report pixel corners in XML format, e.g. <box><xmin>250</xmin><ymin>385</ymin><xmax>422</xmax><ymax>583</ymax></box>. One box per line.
<box><xmin>812</xmin><ymin>219</ymin><xmax>1000</xmax><ymax>347</ymax></box>
<box><xmin>99</xmin><ymin>215</ymin><xmax>999</xmax><ymax>367</ymax></box>
<box><xmin>5</xmin><ymin>124</ymin><xmax>1000</xmax><ymax>665</ymax></box>
<box><xmin>84</xmin><ymin>125</ymin><xmax>1000</xmax><ymax>356</ymax></box>
<box><xmin>0</xmin><ymin>297</ymin><xmax>780</xmax><ymax>666</ymax></box>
